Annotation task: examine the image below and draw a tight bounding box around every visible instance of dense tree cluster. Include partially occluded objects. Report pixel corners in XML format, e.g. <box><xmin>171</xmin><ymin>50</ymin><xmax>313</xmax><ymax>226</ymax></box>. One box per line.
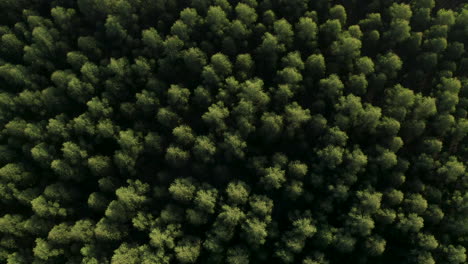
<box><xmin>0</xmin><ymin>0</ymin><xmax>467</xmax><ymax>263</ymax></box>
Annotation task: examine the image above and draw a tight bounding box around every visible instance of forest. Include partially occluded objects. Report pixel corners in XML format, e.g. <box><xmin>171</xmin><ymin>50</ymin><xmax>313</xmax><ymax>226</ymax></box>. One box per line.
<box><xmin>0</xmin><ymin>0</ymin><xmax>467</xmax><ymax>263</ymax></box>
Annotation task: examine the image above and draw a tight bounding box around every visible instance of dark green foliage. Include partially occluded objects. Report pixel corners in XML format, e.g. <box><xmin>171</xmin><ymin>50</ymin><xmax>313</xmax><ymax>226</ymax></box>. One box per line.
<box><xmin>0</xmin><ymin>1</ymin><xmax>467</xmax><ymax>264</ymax></box>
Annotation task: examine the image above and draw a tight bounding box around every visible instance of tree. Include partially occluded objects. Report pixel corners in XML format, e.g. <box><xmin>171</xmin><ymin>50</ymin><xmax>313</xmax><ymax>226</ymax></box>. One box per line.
<box><xmin>281</xmin><ymin>217</ymin><xmax>316</xmax><ymax>253</ymax></box>
<box><xmin>183</xmin><ymin>48</ymin><xmax>207</xmax><ymax>74</ymax></box>
<box><xmin>157</xmin><ymin>107</ymin><xmax>181</xmax><ymax>129</ymax></box>
<box><xmin>235</xmin><ymin>53</ymin><xmax>254</xmax><ymax>80</ymax></box>
<box><xmin>172</xmin><ymin>125</ymin><xmax>195</xmax><ymax>147</ymax></box>
<box><xmin>260</xmin><ymin>112</ymin><xmax>284</xmax><ymax>139</ymax></box>
<box><xmin>356</xmin><ymin>190</ymin><xmax>382</xmax><ymax>213</ymax></box>
<box><xmin>437</xmin><ymin>157</ymin><xmax>465</xmax><ymax>183</ymax></box>
<box><xmin>192</xmin><ymin>136</ymin><xmax>216</xmax><ymax>163</ymax></box>
<box><xmin>443</xmin><ymin>245</ymin><xmax>466</xmax><ymax>264</ymax></box>
<box><xmin>417</xmin><ymin>233</ymin><xmax>438</xmax><ymax>250</ymax></box>
<box><xmin>376</xmin><ymin>52</ymin><xmax>403</xmax><ymax>79</ymax></box>
<box><xmin>206</xmin><ymin>6</ymin><xmax>230</xmax><ymax>37</ymax></box>
<box><xmin>0</xmin><ymin>64</ymin><xmax>30</xmax><ymax>89</ymax></box>
<box><xmin>33</xmin><ymin>238</ymin><xmax>64</xmax><ymax>260</ymax></box>
<box><xmin>241</xmin><ymin>217</ymin><xmax>268</xmax><ymax>247</ymax></box>
<box><xmin>384</xmin><ymin>189</ymin><xmax>404</xmax><ymax>206</ymax></box>
<box><xmin>384</xmin><ymin>84</ymin><xmax>415</xmax><ymax>121</ymax></box>
<box><xmin>194</xmin><ymin>187</ymin><xmax>217</xmax><ymax>214</ymax></box>
<box><xmin>277</xmin><ymin>67</ymin><xmax>303</xmax><ymax>85</ymax></box>
<box><xmin>317</xmin><ymin>146</ymin><xmax>344</xmax><ymax>169</ymax></box>
<box><xmin>261</xmin><ymin>167</ymin><xmax>286</xmax><ymax>190</ymax></box>
<box><xmin>165</xmin><ymin>146</ymin><xmax>190</xmax><ymax>168</ymax></box>
<box><xmin>169</xmin><ymin>178</ymin><xmax>197</xmax><ymax>203</ymax></box>
<box><xmin>1</xmin><ymin>2</ymin><xmax>467</xmax><ymax>263</ymax></box>
<box><xmin>288</xmin><ymin>161</ymin><xmax>308</xmax><ymax>178</ymax></box>
<box><xmin>62</xmin><ymin>141</ymin><xmax>87</xmax><ymax>165</ymax></box>
<box><xmin>256</xmin><ymin>32</ymin><xmax>284</xmax><ymax>73</ymax></box>
<box><xmin>31</xmin><ymin>195</ymin><xmax>67</xmax><ymax>218</ymax></box>
<box><xmin>167</xmin><ymin>84</ymin><xmax>191</xmax><ymax>110</ymax></box>
<box><xmin>162</xmin><ymin>239</ymin><xmax>194</xmax><ymax>264</ymax></box>
<box><xmin>226</xmin><ymin>246</ymin><xmax>250</xmax><ymax>264</ymax></box>
<box><xmin>163</xmin><ymin>36</ymin><xmax>184</xmax><ymax>60</ymax></box>
<box><xmin>171</xmin><ymin>20</ymin><xmax>190</xmax><ymax>41</ymax></box>
<box><xmin>296</xmin><ymin>17</ymin><xmax>318</xmax><ymax>50</ymax></box>
<box><xmin>274</xmin><ymin>19</ymin><xmax>294</xmax><ymax>47</ymax></box>
<box><xmin>210</xmin><ymin>53</ymin><xmax>232</xmax><ymax>77</ymax></box>
<box><xmin>142</xmin><ymin>28</ymin><xmax>162</xmax><ymax>53</ymax></box>
<box><xmin>226</xmin><ymin>181</ymin><xmax>250</xmax><ymax>205</ymax></box>
<box><xmin>202</xmin><ymin>102</ymin><xmax>230</xmax><ymax>132</ymax></box>
<box><xmin>403</xmin><ymin>193</ymin><xmax>428</xmax><ymax>214</ymax></box>
<box><xmin>320</xmin><ymin>19</ymin><xmax>342</xmax><ymax>43</ymax></box>
<box><xmin>346</xmin><ymin>209</ymin><xmax>375</xmax><ymax>236</ymax></box>
<box><xmin>222</xmin><ymin>132</ymin><xmax>247</xmax><ymax>160</ymax></box>
<box><xmin>415</xmin><ymin>252</ymin><xmax>436</xmax><ymax>264</ymax></box>
<box><xmin>331</xmin><ymin>34</ymin><xmax>362</xmax><ymax>60</ymax></box>
<box><xmin>333</xmin><ymin>231</ymin><xmax>356</xmax><ymax>253</ymax></box>
<box><xmin>356</xmin><ymin>56</ymin><xmax>374</xmax><ymax>75</ymax></box>
<box><xmin>233</xmin><ymin>81</ymin><xmax>264</xmax><ymax>111</ymax></box>
<box><xmin>105</xmin><ymin>15</ymin><xmax>127</xmax><ymax>42</ymax></box>
<box><xmin>365</xmin><ymin>235</ymin><xmax>386</xmax><ymax>256</ymax></box>
<box><xmin>396</xmin><ymin>213</ymin><xmax>424</xmax><ymax>233</ymax></box>
<box><xmin>235</xmin><ymin>3</ymin><xmax>257</xmax><ymax>25</ymax></box>
<box><xmin>319</xmin><ymin>74</ymin><xmax>344</xmax><ymax>99</ymax></box>
<box><xmin>284</xmin><ymin>102</ymin><xmax>311</xmax><ymax>133</ymax></box>
<box><xmin>30</xmin><ymin>143</ymin><xmax>54</xmax><ymax>167</ymax></box>
<box><xmin>111</xmin><ymin>243</ymin><xmax>144</xmax><ymax>264</ymax></box>
<box><xmin>1</xmin><ymin>33</ymin><xmax>24</xmax><ymax>60</ymax></box>
<box><xmin>306</xmin><ymin>54</ymin><xmax>326</xmax><ymax>78</ymax></box>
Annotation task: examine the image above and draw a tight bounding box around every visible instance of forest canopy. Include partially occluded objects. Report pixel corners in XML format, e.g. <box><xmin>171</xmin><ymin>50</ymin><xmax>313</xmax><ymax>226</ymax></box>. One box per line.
<box><xmin>0</xmin><ymin>0</ymin><xmax>467</xmax><ymax>263</ymax></box>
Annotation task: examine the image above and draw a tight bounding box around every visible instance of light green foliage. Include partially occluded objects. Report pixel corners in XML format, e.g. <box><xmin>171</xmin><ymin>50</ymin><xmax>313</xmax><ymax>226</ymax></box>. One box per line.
<box><xmin>356</xmin><ymin>190</ymin><xmax>382</xmax><ymax>213</ymax></box>
<box><xmin>260</xmin><ymin>112</ymin><xmax>283</xmax><ymax>138</ymax></box>
<box><xmin>33</xmin><ymin>238</ymin><xmax>64</xmax><ymax>260</ymax></box>
<box><xmin>0</xmin><ymin>163</ymin><xmax>32</xmax><ymax>183</ymax></box>
<box><xmin>169</xmin><ymin>178</ymin><xmax>196</xmax><ymax>202</ymax></box>
<box><xmin>320</xmin><ymin>19</ymin><xmax>342</xmax><ymax>42</ymax></box>
<box><xmin>437</xmin><ymin>157</ymin><xmax>465</xmax><ymax>182</ymax></box>
<box><xmin>443</xmin><ymin>245</ymin><xmax>466</xmax><ymax>264</ymax></box>
<box><xmin>274</xmin><ymin>19</ymin><xmax>294</xmax><ymax>47</ymax></box>
<box><xmin>238</xmin><ymin>78</ymin><xmax>270</xmax><ymax>109</ymax></box>
<box><xmin>202</xmin><ymin>102</ymin><xmax>230</xmax><ymax>131</ymax></box>
<box><xmin>241</xmin><ymin>218</ymin><xmax>268</xmax><ymax>246</ymax></box>
<box><xmin>206</xmin><ymin>6</ymin><xmax>229</xmax><ymax>36</ymax></box>
<box><xmin>222</xmin><ymin>132</ymin><xmax>247</xmax><ymax>160</ymax></box>
<box><xmin>296</xmin><ymin>17</ymin><xmax>318</xmax><ymax>48</ymax></box>
<box><xmin>356</xmin><ymin>56</ymin><xmax>374</xmax><ymax>75</ymax></box>
<box><xmin>346</xmin><ymin>210</ymin><xmax>375</xmax><ymax>236</ymax></box>
<box><xmin>317</xmin><ymin>146</ymin><xmax>344</xmax><ymax>169</ymax></box>
<box><xmin>183</xmin><ymin>48</ymin><xmax>206</xmax><ymax>74</ymax></box>
<box><xmin>175</xmin><ymin>238</ymin><xmax>201</xmax><ymax>263</ymax></box>
<box><xmin>173</xmin><ymin>125</ymin><xmax>195</xmax><ymax>146</ymax></box>
<box><xmin>210</xmin><ymin>53</ymin><xmax>232</xmax><ymax>77</ymax></box>
<box><xmin>192</xmin><ymin>136</ymin><xmax>216</xmax><ymax>163</ymax></box>
<box><xmin>261</xmin><ymin>167</ymin><xmax>286</xmax><ymax>190</ymax></box>
<box><xmin>194</xmin><ymin>188</ymin><xmax>217</xmax><ymax>213</ymax></box>
<box><xmin>168</xmin><ymin>84</ymin><xmax>191</xmax><ymax>109</ymax></box>
<box><xmin>319</xmin><ymin>74</ymin><xmax>344</xmax><ymax>99</ymax></box>
<box><xmin>365</xmin><ymin>235</ymin><xmax>386</xmax><ymax>256</ymax></box>
<box><xmin>284</xmin><ymin>102</ymin><xmax>311</xmax><ymax>130</ymax></box>
<box><xmin>226</xmin><ymin>247</ymin><xmax>250</xmax><ymax>264</ymax></box>
<box><xmin>396</xmin><ymin>213</ymin><xmax>424</xmax><ymax>233</ymax></box>
<box><xmin>142</xmin><ymin>28</ymin><xmax>162</xmax><ymax>51</ymax></box>
<box><xmin>235</xmin><ymin>3</ymin><xmax>257</xmax><ymax>25</ymax></box>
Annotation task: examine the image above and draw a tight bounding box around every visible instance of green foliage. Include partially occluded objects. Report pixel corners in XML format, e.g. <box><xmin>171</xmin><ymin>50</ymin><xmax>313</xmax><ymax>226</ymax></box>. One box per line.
<box><xmin>174</xmin><ymin>238</ymin><xmax>201</xmax><ymax>263</ymax></box>
<box><xmin>169</xmin><ymin>178</ymin><xmax>196</xmax><ymax>203</ymax></box>
<box><xmin>0</xmin><ymin>2</ymin><xmax>466</xmax><ymax>264</ymax></box>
